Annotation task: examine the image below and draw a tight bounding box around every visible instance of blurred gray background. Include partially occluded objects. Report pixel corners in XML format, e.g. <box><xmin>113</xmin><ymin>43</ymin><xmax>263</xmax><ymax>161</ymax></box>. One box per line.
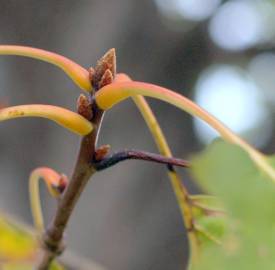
<box><xmin>0</xmin><ymin>0</ymin><xmax>274</xmax><ymax>269</ymax></box>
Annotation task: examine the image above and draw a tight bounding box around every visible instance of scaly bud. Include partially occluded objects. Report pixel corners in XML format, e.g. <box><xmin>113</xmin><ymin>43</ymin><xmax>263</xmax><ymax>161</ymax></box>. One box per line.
<box><xmin>94</xmin><ymin>144</ymin><xmax>111</xmax><ymax>161</ymax></box>
<box><xmin>52</xmin><ymin>174</ymin><xmax>68</xmax><ymax>195</ymax></box>
<box><xmin>93</xmin><ymin>48</ymin><xmax>116</xmax><ymax>90</ymax></box>
<box><xmin>98</xmin><ymin>69</ymin><xmax>113</xmax><ymax>89</ymax></box>
<box><xmin>77</xmin><ymin>94</ymin><xmax>93</xmax><ymax>120</ymax></box>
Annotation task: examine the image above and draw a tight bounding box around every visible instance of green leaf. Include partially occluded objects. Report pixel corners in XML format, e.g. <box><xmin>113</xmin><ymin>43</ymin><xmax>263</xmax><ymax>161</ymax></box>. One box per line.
<box><xmin>190</xmin><ymin>195</ymin><xmax>224</xmax><ymax>212</ymax></box>
<box><xmin>0</xmin><ymin>214</ymin><xmax>64</xmax><ymax>269</ymax></box>
<box><xmin>189</xmin><ymin>194</ymin><xmax>227</xmax><ymax>247</ymax></box>
<box><xmin>0</xmin><ymin>215</ymin><xmax>35</xmax><ymax>261</ymax></box>
<box><xmin>2</xmin><ymin>261</ymin><xmax>63</xmax><ymax>270</ymax></box>
<box><xmin>194</xmin><ymin>215</ymin><xmax>227</xmax><ymax>246</ymax></box>
<box><xmin>190</xmin><ymin>140</ymin><xmax>275</xmax><ymax>270</ymax></box>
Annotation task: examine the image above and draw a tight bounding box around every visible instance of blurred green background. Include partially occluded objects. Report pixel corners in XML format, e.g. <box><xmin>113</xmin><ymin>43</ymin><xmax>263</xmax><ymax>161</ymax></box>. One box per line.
<box><xmin>0</xmin><ymin>1</ymin><xmax>274</xmax><ymax>269</ymax></box>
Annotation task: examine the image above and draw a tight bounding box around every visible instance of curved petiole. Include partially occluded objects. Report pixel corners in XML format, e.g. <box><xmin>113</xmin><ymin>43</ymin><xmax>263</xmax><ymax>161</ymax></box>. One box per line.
<box><xmin>29</xmin><ymin>167</ymin><xmax>68</xmax><ymax>233</ymax></box>
<box><xmin>0</xmin><ymin>104</ymin><xmax>93</xmax><ymax>135</ymax></box>
<box><xmin>0</xmin><ymin>45</ymin><xmax>92</xmax><ymax>91</ymax></box>
<box><xmin>95</xmin><ymin>81</ymin><xmax>275</xmax><ymax>181</ymax></box>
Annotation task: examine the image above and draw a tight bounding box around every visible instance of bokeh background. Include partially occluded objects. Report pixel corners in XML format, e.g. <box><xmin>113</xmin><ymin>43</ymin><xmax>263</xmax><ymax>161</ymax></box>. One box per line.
<box><xmin>0</xmin><ymin>0</ymin><xmax>274</xmax><ymax>269</ymax></box>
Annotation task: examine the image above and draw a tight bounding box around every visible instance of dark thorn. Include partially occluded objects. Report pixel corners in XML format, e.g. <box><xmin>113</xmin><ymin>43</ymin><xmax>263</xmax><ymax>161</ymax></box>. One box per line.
<box><xmin>93</xmin><ymin>149</ymin><xmax>190</xmax><ymax>171</ymax></box>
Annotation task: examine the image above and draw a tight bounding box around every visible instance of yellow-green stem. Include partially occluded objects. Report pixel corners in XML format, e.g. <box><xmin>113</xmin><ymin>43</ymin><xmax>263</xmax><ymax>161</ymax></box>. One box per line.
<box><xmin>114</xmin><ymin>74</ymin><xmax>200</xmax><ymax>264</ymax></box>
<box><xmin>132</xmin><ymin>96</ymin><xmax>200</xmax><ymax>264</ymax></box>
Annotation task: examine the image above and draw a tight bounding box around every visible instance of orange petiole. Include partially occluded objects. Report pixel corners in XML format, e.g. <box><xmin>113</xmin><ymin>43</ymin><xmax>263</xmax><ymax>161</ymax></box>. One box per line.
<box><xmin>29</xmin><ymin>167</ymin><xmax>68</xmax><ymax>233</ymax></box>
<box><xmin>0</xmin><ymin>104</ymin><xmax>93</xmax><ymax>135</ymax></box>
<box><xmin>0</xmin><ymin>45</ymin><xmax>92</xmax><ymax>91</ymax></box>
<box><xmin>95</xmin><ymin>80</ymin><xmax>275</xmax><ymax>181</ymax></box>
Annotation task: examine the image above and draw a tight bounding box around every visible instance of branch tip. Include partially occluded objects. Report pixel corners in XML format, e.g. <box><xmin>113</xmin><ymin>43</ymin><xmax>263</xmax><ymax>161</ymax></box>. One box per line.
<box><xmin>93</xmin><ymin>48</ymin><xmax>116</xmax><ymax>90</ymax></box>
<box><xmin>99</xmin><ymin>69</ymin><xmax>114</xmax><ymax>88</ymax></box>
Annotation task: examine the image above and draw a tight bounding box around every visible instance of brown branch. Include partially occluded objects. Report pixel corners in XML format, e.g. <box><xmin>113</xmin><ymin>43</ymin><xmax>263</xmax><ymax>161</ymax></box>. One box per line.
<box><xmin>37</xmin><ymin>110</ymin><xmax>103</xmax><ymax>269</ymax></box>
<box><xmin>93</xmin><ymin>149</ymin><xmax>190</xmax><ymax>171</ymax></box>
<box><xmin>36</xmin><ymin>49</ymin><xmax>116</xmax><ymax>270</ymax></box>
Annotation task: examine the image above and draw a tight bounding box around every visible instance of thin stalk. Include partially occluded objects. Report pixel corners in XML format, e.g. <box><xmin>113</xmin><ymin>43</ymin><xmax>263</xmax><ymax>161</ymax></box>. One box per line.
<box><xmin>95</xmin><ymin>81</ymin><xmax>275</xmax><ymax>181</ymax></box>
<box><xmin>114</xmin><ymin>74</ymin><xmax>200</xmax><ymax>264</ymax></box>
<box><xmin>133</xmin><ymin>97</ymin><xmax>200</xmax><ymax>264</ymax></box>
<box><xmin>134</xmin><ymin>96</ymin><xmax>200</xmax><ymax>264</ymax></box>
<box><xmin>0</xmin><ymin>45</ymin><xmax>92</xmax><ymax>91</ymax></box>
